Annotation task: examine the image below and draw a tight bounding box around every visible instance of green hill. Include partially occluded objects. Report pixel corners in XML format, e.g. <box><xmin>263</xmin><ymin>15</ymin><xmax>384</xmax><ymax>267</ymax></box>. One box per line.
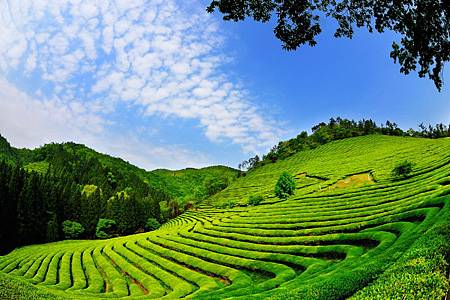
<box><xmin>0</xmin><ymin>134</ymin><xmax>238</xmax><ymax>254</ymax></box>
<box><xmin>0</xmin><ymin>134</ymin><xmax>238</xmax><ymax>201</ymax></box>
<box><xmin>147</xmin><ymin>166</ymin><xmax>239</xmax><ymax>200</ymax></box>
<box><xmin>1</xmin><ymin>134</ymin><xmax>449</xmax><ymax>299</ymax></box>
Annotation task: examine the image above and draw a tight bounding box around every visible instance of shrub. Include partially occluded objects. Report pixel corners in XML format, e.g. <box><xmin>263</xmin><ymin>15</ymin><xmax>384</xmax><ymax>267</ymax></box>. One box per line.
<box><xmin>248</xmin><ymin>195</ymin><xmax>264</xmax><ymax>206</ymax></box>
<box><xmin>391</xmin><ymin>160</ymin><xmax>414</xmax><ymax>179</ymax></box>
<box><xmin>275</xmin><ymin>171</ymin><xmax>296</xmax><ymax>198</ymax></box>
<box><xmin>95</xmin><ymin>218</ymin><xmax>116</xmax><ymax>239</ymax></box>
<box><xmin>226</xmin><ymin>200</ymin><xmax>237</xmax><ymax>208</ymax></box>
<box><xmin>62</xmin><ymin>220</ymin><xmax>84</xmax><ymax>239</ymax></box>
<box><xmin>145</xmin><ymin>218</ymin><xmax>161</xmax><ymax>231</ymax></box>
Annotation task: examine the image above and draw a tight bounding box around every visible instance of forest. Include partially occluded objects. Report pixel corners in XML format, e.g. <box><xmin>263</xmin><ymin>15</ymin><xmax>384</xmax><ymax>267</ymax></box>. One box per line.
<box><xmin>0</xmin><ymin>138</ymin><xmax>236</xmax><ymax>255</ymax></box>
<box><xmin>0</xmin><ymin>146</ymin><xmax>165</xmax><ymax>254</ymax></box>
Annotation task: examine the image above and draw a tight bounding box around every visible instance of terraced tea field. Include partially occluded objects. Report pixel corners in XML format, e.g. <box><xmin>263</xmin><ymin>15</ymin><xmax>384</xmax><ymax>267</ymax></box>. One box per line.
<box><xmin>1</xmin><ymin>135</ymin><xmax>449</xmax><ymax>299</ymax></box>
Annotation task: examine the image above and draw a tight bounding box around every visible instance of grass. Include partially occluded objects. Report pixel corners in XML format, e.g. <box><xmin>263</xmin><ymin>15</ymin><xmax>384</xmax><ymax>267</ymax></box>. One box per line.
<box><xmin>0</xmin><ymin>135</ymin><xmax>449</xmax><ymax>299</ymax></box>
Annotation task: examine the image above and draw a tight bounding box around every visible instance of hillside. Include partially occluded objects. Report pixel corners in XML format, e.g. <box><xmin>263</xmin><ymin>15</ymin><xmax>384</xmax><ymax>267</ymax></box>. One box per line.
<box><xmin>0</xmin><ymin>135</ymin><xmax>238</xmax><ymax>201</ymax></box>
<box><xmin>0</xmin><ymin>134</ymin><xmax>449</xmax><ymax>299</ymax></box>
<box><xmin>0</xmin><ymin>134</ymin><xmax>238</xmax><ymax>254</ymax></box>
<box><xmin>208</xmin><ymin>134</ymin><xmax>450</xmax><ymax>206</ymax></box>
<box><xmin>147</xmin><ymin>166</ymin><xmax>239</xmax><ymax>200</ymax></box>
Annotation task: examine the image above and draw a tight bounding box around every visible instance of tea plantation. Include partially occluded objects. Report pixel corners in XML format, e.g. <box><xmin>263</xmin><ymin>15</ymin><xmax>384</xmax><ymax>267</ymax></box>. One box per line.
<box><xmin>1</xmin><ymin>135</ymin><xmax>449</xmax><ymax>299</ymax></box>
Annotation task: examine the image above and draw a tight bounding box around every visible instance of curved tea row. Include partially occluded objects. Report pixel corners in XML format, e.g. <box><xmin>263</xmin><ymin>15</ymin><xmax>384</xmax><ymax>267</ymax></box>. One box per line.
<box><xmin>1</xmin><ymin>136</ymin><xmax>449</xmax><ymax>299</ymax></box>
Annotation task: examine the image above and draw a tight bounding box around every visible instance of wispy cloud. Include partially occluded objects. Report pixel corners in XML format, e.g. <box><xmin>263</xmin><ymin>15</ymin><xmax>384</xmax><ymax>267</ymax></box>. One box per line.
<box><xmin>0</xmin><ymin>0</ymin><xmax>285</xmax><ymax>167</ymax></box>
<box><xmin>0</xmin><ymin>78</ymin><xmax>105</xmax><ymax>147</ymax></box>
<box><xmin>0</xmin><ymin>78</ymin><xmax>212</xmax><ymax>170</ymax></box>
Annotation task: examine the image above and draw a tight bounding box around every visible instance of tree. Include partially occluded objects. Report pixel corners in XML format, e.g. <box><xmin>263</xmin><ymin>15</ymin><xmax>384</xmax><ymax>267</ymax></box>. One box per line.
<box><xmin>145</xmin><ymin>218</ymin><xmax>161</xmax><ymax>231</ymax></box>
<box><xmin>275</xmin><ymin>171</ymin><xmax>296</xmax><ymax>199</ymax></box>
<box><xmin>17</xmin><ymin>172</ymin><xmax>45</xmax><ymax>244</ymax></box>
<box><xmin>207</xmin><ymin>0</ymin><xmax>450</xmax><ymax>90</ymax></box>
<box><xmin>204</xmin><ymin>176</ymin><xmax>229</xmax><ymax>196</ymax></box>
<box><xmin>248</xmin><ymin>195</ymin><xmax>264</xmax><ymax>206</ymax></box>
<box><xmin>96</xmin><ymin>218</ymin><xmax>116</xmax><ymax>239</ymax></box>
<box><xmin>80</xmin><ymin>186</ymin><xmax>105</xmax><ymax>236</ymax></box>
<box><xmin>391</xmin><ymin>160</ymin><xmax>414</xmax><ymax>179</ymax></box>
<box><xmin>46</xmin><ymin>213</ymin><xmax>59</xmax><ymax>242</ymax></box>
<box><xmin>62</xmin><ymin>220</ymin><xmax>85</xmax><ymax>239</ymax></box>
<box><xmin>168</xmin><ymin>199</ymin><xmax>182</xmax><ymax>218</ymax></box>
<box><xmin>120</xmin><ymin>194</ymin><xmax>140</xmax><ymax>234</ymax></box>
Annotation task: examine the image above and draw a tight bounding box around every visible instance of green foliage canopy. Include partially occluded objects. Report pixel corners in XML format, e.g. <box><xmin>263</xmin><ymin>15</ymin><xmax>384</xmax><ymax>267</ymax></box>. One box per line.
<box><xmin>274</xmin><ymin>171</ymin><xmax>296</xmax><ymax>199</ymax></box>
<box><xmin>391</xmin><ymin>160</ymin><xmax>414</xmax><ymax>179</ymax></box>
<box><xmin>95</xmin><ymin>218</ymin><xmax>116</xmax><ymax>239</ymax></box>
<box><xmin>62</xmin><ymin>220</ymin><xmax>84</xmax><ymax>239</ymax></box>
<box><xmin>240</xmin><ymin>118</ymin><xmax>450</xmax><ymax>172</ymax></box>
<box><xmin>207</xmin><ymin>0</ymin><xmax>450</xmax><ymax>90</ymax></box>
<box><xmin>145</xmin><ymin>218</ymin><xmax>161</xmax><ymax>231</ymax></box>
<box><xmin>248</xmin><ymin>195</ymin><xmax>264</xmax><ymax>206</ymax></box>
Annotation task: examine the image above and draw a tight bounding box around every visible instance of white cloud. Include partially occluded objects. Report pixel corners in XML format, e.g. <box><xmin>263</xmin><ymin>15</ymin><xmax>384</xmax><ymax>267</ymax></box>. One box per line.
<box><xmin>0</xmin><ymin>78</ymin><xmax>210</xmax><ymax>170</ymax></box>
<box><xmin>101</xmin><ymin>135</ymin><xmax>212</xmax><ymax>171</ymax></box>
<box><xmin>0</xmin><ymin>0</ymin><xmax>285</xmax><ymax>164</ymax></box>
<box><xmin>0</xmin><ymin>78</ymin><xmax>105</xmax><ymax>147</ymax></box>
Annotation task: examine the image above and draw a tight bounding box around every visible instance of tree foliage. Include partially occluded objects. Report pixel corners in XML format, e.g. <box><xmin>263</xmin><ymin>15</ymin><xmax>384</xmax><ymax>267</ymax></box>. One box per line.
<box><xmin>391</xmin><ymin>160</ymin><xmax>414</xmax><ymax>179</ymax></box>
<box><xmin>145</xmin><ymin>218</ymin><xmax>161</xmax><ymax>231</ymax></box>
<box><xmin>248</xmin><ymin>195</ymin><xmax>264</xmax><ymax>206</ymax></box>
<box><xmin>203</xmin><ymin>176</ymin><xmax>230</xmax><ymax>196</ymax></box>
<box><xmin>95</xmin><ymin>218</ymin><xmax>116</xmax><ymax>239</ymax></box>
<box><xmin>62</xmin><ymin>220</ymin><xmax>84</xmax><ymax>239</ymax></box>
<box><xmin>207</xmin><ymin>0</ymin><xmax>450</xmax><ymax>90</ymax></box>
<box><xmin>275</xmin><ymin>171</ymin><xmax>296</xmax><ymax>199</ymax></box>
<box><xmin>0</xmin><ymin>138</ymin><xmax>168</xmax><ymax>253</ymax></box>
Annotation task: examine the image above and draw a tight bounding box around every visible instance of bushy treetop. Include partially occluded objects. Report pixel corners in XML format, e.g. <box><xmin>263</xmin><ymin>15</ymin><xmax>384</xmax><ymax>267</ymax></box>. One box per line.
<box><xmin>275</xmin><ymin>171</ymin><xmax>296</xmax><ymax>199</ymax></box>
<box><xmin>391</xmin><ymin>160</ymin><xmax>414</xmax><ymax>179</ymax></box>
<box><xmin>62</xmin><ymin>220</ymin><xmax>84</xmax><ymax>239</ymax></box>
<box><xmin>207</xmin><ymin>0</ymin><xmax>450</xmax><ymax>90</ymax></box>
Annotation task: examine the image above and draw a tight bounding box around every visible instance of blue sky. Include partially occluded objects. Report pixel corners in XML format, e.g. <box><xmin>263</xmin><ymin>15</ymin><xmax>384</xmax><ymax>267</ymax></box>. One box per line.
<box><xmin>0</xmin><ymin>1</ymin><xmax>448</xmax><ymax>170</ymax></box>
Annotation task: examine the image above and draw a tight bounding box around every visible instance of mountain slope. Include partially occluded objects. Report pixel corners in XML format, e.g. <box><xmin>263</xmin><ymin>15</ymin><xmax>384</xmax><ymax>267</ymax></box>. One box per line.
<box><xmin>0</xmin><ymin>134</ymin><xmax>238</xmax><ymax>201</ymax></box>
<box><xmin>208</xmin><ymin>135</ymin><xmax>450</xmax><ymax>206</ymax></box>
<box><xmin>0</xmin><ymin>135</ymin><xmax>449</xmax><ymax>299</ymax></box>
<box><xmin>0</xmin><ymin>134</ymin><xmax>238</xmax><ymax>254</ymax></box>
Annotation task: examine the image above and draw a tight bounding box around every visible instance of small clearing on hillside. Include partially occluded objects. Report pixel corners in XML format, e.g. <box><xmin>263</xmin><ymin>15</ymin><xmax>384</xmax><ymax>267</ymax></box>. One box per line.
<box><xmin>328</xmin><ymin>172</ymin><xmax>374</xmax><ymax>190</ymax></box>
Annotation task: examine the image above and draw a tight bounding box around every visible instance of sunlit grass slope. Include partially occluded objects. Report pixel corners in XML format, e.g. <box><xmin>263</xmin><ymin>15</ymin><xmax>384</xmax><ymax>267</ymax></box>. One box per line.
<box><xmin>1</xmin><ymin>135</ymin><xmax>449</xmax><ymax>299</ymax></box>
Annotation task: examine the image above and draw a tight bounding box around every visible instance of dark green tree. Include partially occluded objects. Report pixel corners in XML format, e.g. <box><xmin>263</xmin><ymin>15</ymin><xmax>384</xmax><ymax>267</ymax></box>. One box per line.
<box><xmin>168</xmin><ymin>199</ymin><xmax>181</xmax><ymax>218</ymax></box>
<box><xmin>96</xmin><ymin>218</ymin><xmax>116</xmax><ymax>239</ymax></box>
<box><xmin>0</xmin><ymin>161</ymin><xmax>19</xmax><ymax>253</ymax></box>
<box><xmin>275</xmin><ymin>171</ymin><xmax>296</xmax><ymax>199</ymax></box>
<box><xmin>46</xmin><ymin>213</ymin><xmax>59</xmax><ymax>242</ymax></box>
<box><xmin>140</xmin><ymin>195</ymin><xmax>162</xmax><ymax>223</ymax></box>
<box><xmin>204</xmin><ymin>176</ymin><xmax>229</xmax><ymax>196</ymax></box>
<box><xmin>17</xmin><ymin>172</ymin><xmax>45</xmax><ymax>244</ymax></box>
<box><xmin>79</xmin><ymin>187</ymin><xmax>105</xmax><ymax>236</ymax></box>
<box><xmin>121</xmin><ymin>194</ymin><xmax>140</xmax><ymax>234</ymax></box>
<box><xmin>62</xmin><ymin>220</ymin><xmax>85</xmax><ymax>239</ymax></box>
<box><xmin>248</xmin><ymin>195</ymin><xmax>264</xmax><ymax>206</ymax></box>
<box><xmin>207</xmin><ymin>0</ymin><xmax>450</xmax><ymax>90</ymax></box>
<box><xmin>391</xmin><ymin>160</ymin><xmax>415</xmax><ymax>179</ymax></box>
<box><xmin>145</xmin><ymin>218</ymin><xmax>161</xmax><ymax>231</ymax></box>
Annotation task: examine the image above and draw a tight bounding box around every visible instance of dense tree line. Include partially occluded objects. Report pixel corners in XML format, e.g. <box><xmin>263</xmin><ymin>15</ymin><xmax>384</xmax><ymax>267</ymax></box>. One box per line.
<box><xmin>240</xmin><ymin>118</ymin><xmax>450</xmax><ymax>171</ymax></box>
<box><xmin>0</xmin><ymin>138</ymin><xmax>237</xmax><ymax>254</ymax></box>
<box><xmin>0</xmin><ymin>145</ymin><xmax>168</xmax><ymax>254</ymax></box>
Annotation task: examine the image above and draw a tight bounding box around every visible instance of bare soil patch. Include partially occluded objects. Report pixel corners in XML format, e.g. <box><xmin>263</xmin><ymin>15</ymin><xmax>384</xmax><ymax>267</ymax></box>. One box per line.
<box><xmin>328</xmin><ymin>172</ymin><xmax>374</xmax><ymax>190</ymax></box>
